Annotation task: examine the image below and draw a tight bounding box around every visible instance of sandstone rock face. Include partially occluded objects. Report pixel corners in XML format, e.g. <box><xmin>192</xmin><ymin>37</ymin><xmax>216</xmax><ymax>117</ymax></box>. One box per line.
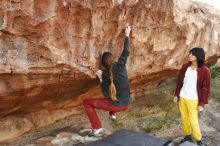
<box><xmin>0</xmin><ymin>0</ymin><xmax>220</xmax><ymax>142</ymax></box>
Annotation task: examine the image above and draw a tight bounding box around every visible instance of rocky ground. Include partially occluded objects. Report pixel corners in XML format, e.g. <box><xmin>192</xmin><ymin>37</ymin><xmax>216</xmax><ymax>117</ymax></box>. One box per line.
<box><xmin>1</xmin><ymin>97</ymin><xmax>219</xmax><ymax>146</ymax></box>
<box><xmin>1</xmin><ymin>0</ymin><xmax>220</xmax><ymax>144</ymax></box>
<box><xmin>1</xmin><ymin>67</ymin><xmax>219</xmax><ymax>146</ymax></box>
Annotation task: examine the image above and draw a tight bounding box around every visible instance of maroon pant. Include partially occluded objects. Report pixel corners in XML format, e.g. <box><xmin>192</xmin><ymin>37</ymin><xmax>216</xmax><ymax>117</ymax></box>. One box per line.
<box><xmin>83</xmin><ymin>98</ymin><xmax>129</xmax><ymax>129</ymax></box>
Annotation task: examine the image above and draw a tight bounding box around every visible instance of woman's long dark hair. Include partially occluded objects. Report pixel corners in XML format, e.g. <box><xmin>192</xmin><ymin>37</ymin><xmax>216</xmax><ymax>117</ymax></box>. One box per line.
<box><xmin>101</xmin><ymin>52</ymin><xmax>118</xmax><ymax>101</ymax></box>
<box><xmin>189</xmin><ymin>47</ymin><xmax>205</xmax><ymax>68</ymax></box>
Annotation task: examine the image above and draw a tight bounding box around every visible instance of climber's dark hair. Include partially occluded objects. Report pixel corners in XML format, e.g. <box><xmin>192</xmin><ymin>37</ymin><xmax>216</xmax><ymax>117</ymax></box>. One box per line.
<box><xmin>189</xmin><ymin>47</ymin><xmax>205</xmax><ymax>68</ymax></box>
<box><xmin>101</xmin><ymin>52</ymin><xmax>114</xmax><ymax>69</ymax></box>
<box><xmin>101</xmin><ymin>52</ymin><xmax>118</xmax><ymax>101</ymax></box>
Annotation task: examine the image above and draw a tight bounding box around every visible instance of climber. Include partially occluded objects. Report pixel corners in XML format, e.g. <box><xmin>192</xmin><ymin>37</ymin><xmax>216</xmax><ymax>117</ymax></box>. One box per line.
<box><xmin>173</xmin><ymin>47</ymin><xmax>211</xmax><ymax>146</ymax></box>
<box><xmin>83</xmin><ymin>25</ymin><xmax>132</xmax><ymax>137</ymax></box>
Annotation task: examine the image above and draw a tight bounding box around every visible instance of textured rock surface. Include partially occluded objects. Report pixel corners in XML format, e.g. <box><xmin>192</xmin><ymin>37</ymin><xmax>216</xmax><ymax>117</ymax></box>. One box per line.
<box><xmin>0</xmin><ymin>0</ymin><xmax>220</xmax><ymax>142</ymax></box>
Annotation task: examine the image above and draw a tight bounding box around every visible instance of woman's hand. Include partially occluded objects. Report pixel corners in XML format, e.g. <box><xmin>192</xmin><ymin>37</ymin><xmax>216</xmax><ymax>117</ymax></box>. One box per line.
<box><xmin>198</xmin><ymin>106</ymin><xmax>204</xmax><ymax>112</ymax></box>
<box><xmin>96</xmin><ymin>70</ymin><xmax>103</xmax><ymax>82</ymax></box>
<box><xmin>125</xmin><ymin>24</ymin><xmax>131</xmax><ymax>37</ymax></box>
<box><xmin>173</xmin><ymin>96</ymin><xmax>178</xmax><ymax>103</ymax></box>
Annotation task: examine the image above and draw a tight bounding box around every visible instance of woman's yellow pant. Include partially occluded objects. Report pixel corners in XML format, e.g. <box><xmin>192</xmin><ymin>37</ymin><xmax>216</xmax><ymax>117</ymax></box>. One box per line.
<box><xmin>179</xmin><ymin>97</ymin><xmax>202</xmax><ymax>141</ymax></box>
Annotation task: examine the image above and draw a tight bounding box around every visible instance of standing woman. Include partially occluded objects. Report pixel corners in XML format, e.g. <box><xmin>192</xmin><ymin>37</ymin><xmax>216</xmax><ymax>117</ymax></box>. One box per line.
<box><xmin>174</xmin><ymin>48</ymin><xmax>211</xmax><ymax>146</ymax></box>
<box><xmin>83</xmin><ymin>25</ymin><xmax>132</xmax><ymax>137</ymax></box>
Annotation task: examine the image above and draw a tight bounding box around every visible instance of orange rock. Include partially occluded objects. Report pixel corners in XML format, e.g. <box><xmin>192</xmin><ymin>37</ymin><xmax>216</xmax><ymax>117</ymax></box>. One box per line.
<box><xmin>0</xmin><ymin>0</ymin><xmax>220</xmax><ymax>142</ymax></box>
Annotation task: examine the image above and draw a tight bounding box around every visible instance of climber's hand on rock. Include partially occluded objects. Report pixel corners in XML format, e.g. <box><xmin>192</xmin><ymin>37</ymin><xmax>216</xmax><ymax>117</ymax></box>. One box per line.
<box><xmin>96</xmin><ymin>70</ymin><xmax>103</xmax><ymax>82</ymax></box>
<box><xmin>125</xmin><ymin>24</ymin><xmax>131</xmax><ymax>37</ymax></box>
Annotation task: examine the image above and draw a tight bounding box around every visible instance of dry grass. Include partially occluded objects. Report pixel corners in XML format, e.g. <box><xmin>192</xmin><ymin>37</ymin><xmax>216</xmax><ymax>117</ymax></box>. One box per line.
<box><xmin>113</xmin><ymin>83</ymin><xmax>180</xmax><ymax>134</ymax></box>
<box><xmin>114</xmin><ymin>66</ymin><xmax>220</xmax><ymax>135</ymax></box>
<box><xmin>210</xmin><ymin>66</ymin><xmax>220</xmax><ymax>101</ymax></box>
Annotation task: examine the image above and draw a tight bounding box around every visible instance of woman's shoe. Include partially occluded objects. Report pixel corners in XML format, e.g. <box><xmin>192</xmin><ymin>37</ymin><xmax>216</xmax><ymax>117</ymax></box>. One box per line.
<box><xmin>196</xmin><ymin>140</ymin><xmax>205</xmax><ymax>146</ymax></box>
<box><xmin>88</xmin><ymin>128</ymin><xmax>104</xmax><ymax>137</ymax></box>
<box><xmin>109</xmin><ymin>114</ymin><xmax>117</xmax><ymax>121</ymax></box>
<box><xmin>180</xmin><ymin>135</ymin><xmax>193</xmax><ymax>143</ymax></box>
